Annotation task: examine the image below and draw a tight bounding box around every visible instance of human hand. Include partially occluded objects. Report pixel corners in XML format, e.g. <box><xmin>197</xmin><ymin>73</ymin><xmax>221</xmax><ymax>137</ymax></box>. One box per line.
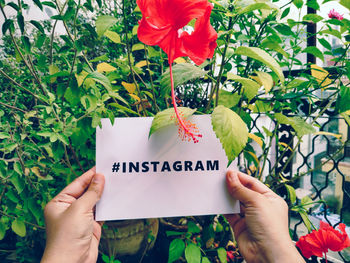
<box><xmin>41</xmin><ymin>167</ymin><xmax>105</xmax><ymax>263</ymax></box>
<box><xmin>225</xmin><ymin>170</ymin><xmax>305</xmax><ymax>263</ymax></box>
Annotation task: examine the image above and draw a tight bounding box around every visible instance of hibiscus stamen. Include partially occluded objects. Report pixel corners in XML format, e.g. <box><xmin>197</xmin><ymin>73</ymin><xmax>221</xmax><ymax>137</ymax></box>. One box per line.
<box><xmin>169</xmin><ymin>63</ymin><xmax>202</xmax><ymax>143</ymax></box>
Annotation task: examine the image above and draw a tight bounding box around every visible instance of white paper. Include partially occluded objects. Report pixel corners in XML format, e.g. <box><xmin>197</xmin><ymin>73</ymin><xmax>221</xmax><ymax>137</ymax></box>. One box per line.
<box><xmin>96</xmin><ymin>115</ymin><xmax>240</xmax><ymax>221</ymax></box>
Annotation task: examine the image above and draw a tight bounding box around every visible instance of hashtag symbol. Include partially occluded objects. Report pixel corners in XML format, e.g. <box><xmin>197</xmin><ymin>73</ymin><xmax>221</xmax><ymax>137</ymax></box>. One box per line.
<box><xmin>112</xmin><ymin>162</ymin><xmax>120</xmax><ymax>172</ymax></box>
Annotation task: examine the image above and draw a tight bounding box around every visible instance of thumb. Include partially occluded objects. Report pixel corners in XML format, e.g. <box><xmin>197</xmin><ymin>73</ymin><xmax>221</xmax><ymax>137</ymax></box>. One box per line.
<box><xmin>75</xmin><ymin>173</ymin><xmax>105</xmax><ymax>212</ymax></box>
<box><xmin>226</xmin><ymin>170</ymin><xmax>258</xmax><ymax>206</ymax></box>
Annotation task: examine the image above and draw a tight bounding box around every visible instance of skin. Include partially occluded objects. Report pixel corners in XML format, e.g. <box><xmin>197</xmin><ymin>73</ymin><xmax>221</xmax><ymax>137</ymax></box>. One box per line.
<box><xmin>225</xmin><ymin>170</ymin><xmax>305</xmax><ymax>263</ymax></box>
<box><xmin>41</xmin><ymin>168</ymin><xmax>305</xmax><ymax>263</ymax></box>
<box><xmin>41</xmin><ymin>167</ymin><xmax>105</xmax><ymax>263</ymax></box>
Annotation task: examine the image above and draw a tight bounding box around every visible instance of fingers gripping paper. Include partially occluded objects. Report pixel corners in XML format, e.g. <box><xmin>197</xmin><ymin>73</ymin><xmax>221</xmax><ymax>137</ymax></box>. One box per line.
<box><xmin>96</xmin><ymin>115</ymin><xmax>240</xmax><ymax>221</ymax></box>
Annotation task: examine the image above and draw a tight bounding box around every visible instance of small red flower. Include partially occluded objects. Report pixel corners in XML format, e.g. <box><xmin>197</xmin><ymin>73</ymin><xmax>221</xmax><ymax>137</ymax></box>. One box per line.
<box><xmin>296</xmin><ymin>221</ymin><xmax>350</xmax><ymax>260</ymax></box>
<box><xmin>328</xmin><ymin>9</ymin><xmax>344</xmax><ymax>20</ymax></box>
<box><xmin>137</xmin><ymin>0</ymin><xmax>217</xmax><ymax>143</ymax></box>
<box><xmin>227</xmin><ymin>250</ymin><xmax>235</xmax><ymax>262</ymax></box>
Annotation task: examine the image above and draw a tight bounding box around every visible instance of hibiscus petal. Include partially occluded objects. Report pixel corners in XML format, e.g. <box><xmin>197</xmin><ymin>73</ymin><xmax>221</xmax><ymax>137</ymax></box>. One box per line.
<box><xmin>327</xmin><ymin>231</ymin><xmax>344</xmax><ymax>251</ymax></box>
<box><xmin>137</xmin><ymin>18</ymin><xmax>172</xmax><ymax>46</ymax></box>
<box><xmin>180</xmin><ymin>5</ymin><xmax>217</xmax><ymax>65</ymax></box>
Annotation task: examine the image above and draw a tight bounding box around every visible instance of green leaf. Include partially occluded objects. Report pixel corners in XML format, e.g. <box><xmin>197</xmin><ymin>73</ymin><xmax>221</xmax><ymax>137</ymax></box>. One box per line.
<box><xmin>299</xmin><ymin>211</ymin><xmax>312</xmax><ymax>232</ymax></box>
<box><xmin>2</xmin><ymin>19</ymin><xmax>14</xmax><ymax>35</ymax></box>
<box><xmin>10</xmin><ymin>173</ymin><xmax>25</xmax><ymax>194</ymax></box>
<box><xmin>256</xmin><ymin>71</ymin><xmax>273</xmax><ymax>93</ymax></box>
<box><xmin>336</xmin><ymin>86</ymin><xmax>350</xmax><ymax>113</ymax></box>
<box><xmin>227</xmin><ymin>73</ymin><xmax>260</xmax><ymax>101</ymax></box>
<box><xmin>234</xmin><ymin>46</ymin><xmax>284</xmax><ymax>83</ymax></box>
<box><xmin>17</xmin><ymin>13</ymin><xmax>24</xmax><ymax>34</ymax></box>
<box><xmin>33</xmin><ymin>0</ymin><xmax>43</xmax><ymax>10</ymax></box>
<box><xmin>340</xmin><ymin>0</ymin><xmax>350</xmax><ymax>9</ymax></box>
<box><xmin>4</xmin><ymin>143</ymin><xmax>17</xmax><ymax>152</ymax></box>
<box><xmin>185</xmin><ymin>243</ymin><xmax>201</xmax><ymax>263</ymax></box>
<box><xmin>238</xmin><ymin>2</ymin><xmax>273</xmax><ymax>14</ymax></box>
<box><xmin>211</xmin><ymin>105</ymin><xmax>248</xmax><ymax>166</ymax></box>
<box><xmin>318</xmin><ymin>38</ymin><xmax>331</xmax><ymax>51</ymax></box>
<box><xmin>0</xmin><ymin>221</ymin><xmax>6</xmax><ymax>240</ymax></box>
<box><xmin>285</xmin><ymin>184</ymin><xmax>296</xmax><ymax>204</ymax></box>
<box><xmin>160</xmin><ymin>63</ymin><xmax>207</xmax><ymax>96</ymax></box>
<box><xmin>149</xmin><ymin>107</ymin><xmax>196</xmax><ymax>137</ymax></box>
<box><xmin>168</xmin><ymin>239</ymin><xmax>185</xmax><ymax>263</ymax></box>
<box><xmin>303</xmin><ymin>14</ymin><xmax>323</xmax><ymax>23</ymax></box>
<box><xmin>218</xmin><ymin>90</ymin><xmax>240</xmax><ymax>108</ymax></box>
<box><xmin>109</xmin><ymin>103</ymin><xmax>139</xmax><ymax>115</ymax></box>
<box><xmin>0</xmin><ymin>132</ymin><xmax>10</xmax><ymax>139</ymax></box>
<box><xmin>275</xmin><ymin>113</ymin><xmax>315</xmax><ymax>137</ymax></box>
<box><xmin>104</xmin><ymin>30</ymin><xmax>121</xmax><ymax>43</ymax></box>
<box><xmin>187</xmin><ymin>221</ymin><xmax>200</xmax><ymax>234</ymax></box>
<box><xmin>11</xmin><ymin>219</ymin><xmax>26</xmax><ymax>237</ymax></box>
<box><xmin>260</xmin><ymin>40</ymin><xmax>289</xmax><ymax>58</ymax></box>
<box><xmin>320</xmin><ymin>29</ymin><xmax>342</xmax><ymax>39</ymax></box>
<box><xmin>30</xmin><ymin>20</ymin><xmax>44</xmax><ymax>33</ymax></box>
<box><xmin>303</xmin><ymin>46</ymin><xmax>324</xmax><ymax>61</ymax></box>
<box><xmin>293</xmin><ymin>0</ymin><xmax>303</xmax><ymax>8</ymax></box>
<box><xmin>96</xmin><ymin>15</ymin><xmax>117</xmax><ymax>37</ymax></box>
<box><xmin>274</xmin><ymin>24</ymin><xmax>294</xmax><ymax>36</ymax></box>
<box><xmin>132</xmin><ymin>43</ymin><xmax>144</xmax><ymax>51</ymax></box>
<box><xmin>217</xmin><ymin>247</ymin><xmax>227</xmax><ymax>263</ymax></box>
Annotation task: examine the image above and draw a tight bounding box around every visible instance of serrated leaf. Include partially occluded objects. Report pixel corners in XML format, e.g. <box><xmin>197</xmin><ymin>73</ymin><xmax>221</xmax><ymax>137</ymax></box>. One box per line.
<box><xmin>275</xmin><ymin>113</ymin><xmax>315</xmax><ymax>137</ymax></box>
<box><xmin>255</xmin><ymin>71</ymin><xmax>273</xmax><ymax>93</ymax></box>
<box><xmin>303</xmin><ymin>14</ymin><xmax>323</xmax><ymax>23</ymax></box>
<box><xmin>149</xmin><ymin>107</ymin><xmax>196</xmax><ymax>137</ymax></box>
<box><xmin>11</xmin><ymin>219</ymin><xmax>26</xmax><ymax>237</ymax></box>
<box><xmin>234</xmin><ymin>46</ymin><xmax>284</xmax><ymax>82</ymax></box>
<box><xmin>104</xmin><ymin>30</ymin><xmax>121</xmax><ymax>43</ymax></box>
<box><xmin>96</xmin><ymin>15</ymin><xmax>117</xmax><ymax>37</ymax></box>
<box><xmin>218</xmin><ymin>90</ymin><xmax>240</xmax><ymax>108</ymax></box>
<box><xmin>285</xmin><ymin>184</ymin><xmax>296</xmax><ymax>204</ymax></box>
<box><xmin>160</xmin><ymin>63</ymin><xmax>207</xmax><ymax>96</ymax></box>
<box><xmin>97</xmin><ymin>62</ymin><xmax>116</xmax><ymax>73</ymax></box>
<box><xmin>227</xmin><ymin>73</ymin><xmax>260</xmax><ymax>101</ymax></box>
<box><xmin>217</xmin><ymin>247</ymin><xmax>227</xmax><ymax>263</ymax></box>
<box><xmin>185</xmin><ymin>243</ymin><xmax>201</xmax><ymax>263</ymax></box>
<box><xmin>211</xmin><ymin>106</ymin><xmax>248</xmax><ymax>166</ymax></box>
<box><xmin>168</xmin><ymin>239</ymin><xmax>185</xmax><ymax>263</ymax></box>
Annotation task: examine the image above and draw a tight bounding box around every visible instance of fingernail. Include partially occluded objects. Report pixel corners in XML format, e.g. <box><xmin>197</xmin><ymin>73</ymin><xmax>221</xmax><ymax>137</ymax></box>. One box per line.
<box><xmin>227</xmin><ymin>171</ymin><xmax>235</xmax><ymax>182</ymax></box>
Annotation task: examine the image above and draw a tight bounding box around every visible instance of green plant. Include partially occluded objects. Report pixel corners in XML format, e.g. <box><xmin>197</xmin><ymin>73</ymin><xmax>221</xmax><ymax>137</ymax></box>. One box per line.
<box><xmin>0</xmin><ymin>0</ymin><xmax>349</xmax><ymax>262</ymax></box>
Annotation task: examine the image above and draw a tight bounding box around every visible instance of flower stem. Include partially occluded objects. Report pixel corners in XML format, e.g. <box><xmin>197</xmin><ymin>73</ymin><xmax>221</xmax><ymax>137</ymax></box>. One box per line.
<box><xmin>325</xmin><ymin>252</ymin><xmax>327</xmax><ymax>263</ymax></box>
<box><xmin>169</xmin><ymin>63</ymin><xmax>201</xmax><ymax>143</ymax></box>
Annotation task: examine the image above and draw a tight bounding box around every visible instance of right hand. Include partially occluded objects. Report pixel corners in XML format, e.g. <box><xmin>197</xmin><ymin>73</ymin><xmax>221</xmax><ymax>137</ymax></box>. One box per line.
<box><xmin>225</xmin><ymin>170</ymin><xmax>305</xmax><ymax>263</ymax></box>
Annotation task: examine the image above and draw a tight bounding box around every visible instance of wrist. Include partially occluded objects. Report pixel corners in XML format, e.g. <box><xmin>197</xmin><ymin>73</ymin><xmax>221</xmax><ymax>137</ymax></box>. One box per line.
<box><xmin>262</xmin><ymin>239</ymin><xmax>305</xmax><ymax>263</ymax></box>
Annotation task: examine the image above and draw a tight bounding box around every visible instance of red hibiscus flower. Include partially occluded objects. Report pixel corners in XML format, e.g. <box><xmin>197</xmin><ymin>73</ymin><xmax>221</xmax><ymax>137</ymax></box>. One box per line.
<box><xmin>137</xmin><ymin>0</ymin><xmax>218</xmax><ymax>143</ymax></box>
<box><xmin>296</xmin><ymin>221</ymin><xmax>350</xmax><ymax>262</ymax></box>
<box><xmin>328</xmin><ymin>9</ymin><xmax>344</xmax><ymax>20</ymax></box>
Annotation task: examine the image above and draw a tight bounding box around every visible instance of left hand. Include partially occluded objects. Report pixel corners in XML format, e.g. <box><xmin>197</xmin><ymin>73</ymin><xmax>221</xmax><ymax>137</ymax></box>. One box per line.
<box><xmin>41</xmin><ymin>167</ymin><xmax>105</xmax><ymax>263</ymax></box>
